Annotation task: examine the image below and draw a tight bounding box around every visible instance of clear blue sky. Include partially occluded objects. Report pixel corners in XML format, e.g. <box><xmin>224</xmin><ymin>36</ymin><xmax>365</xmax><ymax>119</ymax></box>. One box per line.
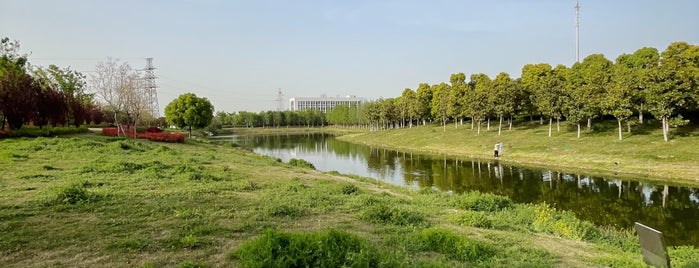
<box><xmin>2</xmin><ymin>0</ymin><xmax>698</xmax><ymax>114</ymax></box>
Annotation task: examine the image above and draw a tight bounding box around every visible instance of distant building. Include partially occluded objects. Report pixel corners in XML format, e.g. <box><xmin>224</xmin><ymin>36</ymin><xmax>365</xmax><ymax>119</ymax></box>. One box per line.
<box><xmin>289</xmin><ymin>95</ymin><xmax>365</xmax><ymax>113</ymax></box>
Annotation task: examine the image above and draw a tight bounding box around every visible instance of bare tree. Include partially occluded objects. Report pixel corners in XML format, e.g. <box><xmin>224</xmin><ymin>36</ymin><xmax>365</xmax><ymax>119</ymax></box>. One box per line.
<box><xmin>91</xmin><ymin>58</ymin><xmax>150</xmax><ymax>137</ymax></box>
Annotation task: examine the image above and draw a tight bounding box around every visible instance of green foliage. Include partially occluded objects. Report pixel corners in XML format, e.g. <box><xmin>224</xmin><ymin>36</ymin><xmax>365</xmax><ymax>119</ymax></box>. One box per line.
<box><xmin>232</xmin><ymin>229</ymin><xmax>379</xmax><ymax>268</ymax></box>
<box><xmin>287</xmin><ymin>158</ymin><xmax>315</xmax><ymax>169</ymax></box>
<box><xmin>164</xmin><ymin>93</ymin><xmax>215</xmax><ymax>136</ymax></box>
<box><xmin>406</xmin><ymin>228</ymin><xmax>495</xmax><ymax>263</ymax></box>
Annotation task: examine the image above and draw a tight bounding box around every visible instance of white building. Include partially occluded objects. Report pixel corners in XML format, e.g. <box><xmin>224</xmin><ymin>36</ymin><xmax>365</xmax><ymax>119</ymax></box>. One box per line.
<box><xmin>289</xmin><ymin>95</ymin><xmax>365</xmax><ymax>113</ymax></box>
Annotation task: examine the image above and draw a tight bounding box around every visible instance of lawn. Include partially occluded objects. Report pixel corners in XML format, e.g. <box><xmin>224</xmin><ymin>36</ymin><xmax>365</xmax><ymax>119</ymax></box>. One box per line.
<box><xmin>0</xmin><ymin>134</ymin><xmax>697</xmax><ymax>267</ymax></box>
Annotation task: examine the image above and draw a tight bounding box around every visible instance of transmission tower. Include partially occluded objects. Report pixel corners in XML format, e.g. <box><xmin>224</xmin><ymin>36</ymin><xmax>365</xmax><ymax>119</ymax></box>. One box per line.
<box><xmin>275</xmin><ymin>88</ymin><xmax>284</xmax><ymax>111</ymax></box>
<box><xmin>575</xmin><ymin>0</ymin><xmax>581</xmax><ymax>63</ymax></box>
<box><xmin>143</xmin><ymin>58</ymin><xmax>159</xmax><ymax>118</ymax></box>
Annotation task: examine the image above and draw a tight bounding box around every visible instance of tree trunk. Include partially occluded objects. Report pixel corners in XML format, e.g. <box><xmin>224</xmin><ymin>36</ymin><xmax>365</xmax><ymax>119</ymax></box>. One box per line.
<box><xmin>548</xmin><ymin>117</ymin><xmax>552</xmax><ymax>137</ymax></box>
<box><xmin>539</xmin><ymin>116</ymin><xmax>543</xmax><ymax>125</ymax></box>
<box><xmin>662</xmin><ymin>117</ymin><xmax>668</xmax><ymax>142</ymax></box>
<box><xmin>508</xmin><ymin>116</ymin><xmax>512</xmax><ymax>130</ymax></box>
<box><xmin>638</xmin><ymin>103</ymin><xmax>644</xmax><ymax>124</ymax></box>
<box><xmin>471</xmin><ymin>119</ymin><xmax>474</xmax><ymax>129</ymax></box>
<box><xmin>188</xmin><ymin>125</ymin><xmax>192</xmax><ymax>138</ymax></box>
<box><xmin>587</xmin><ymin>118</ymin><xmax>592</xmax><ymax>131</ymax></box>
<box><xmin>477</xmin><ymin>120</ymin><xmax>481</xmax><ymax>135</ymax></box>
<box><xmin>487</xmin><ymin>118</ymin><xmax>490</xmax><ymax>131</ymax></box>
<box><xmin>498</xmin><ymin>116</ymin><xmax>503</xmax><ymax>135</ymax></box>
<box><xmin>617</xmin><ymin>119</ymin><xmax>623</xmax><ymax>141</ymax></box>
<box><xmin>577</xmin><ymin>123</ymin><xmax>581</xmax><ymax>138</ymax></box>
<box><xmin>443</xmin><ymin>118</ymin><xmax>446</xmax><ymax>132</ymax></box>
<box><xmin>556</xmin><ymin>118</ymin><xmax>560</xmax><ymax>132</ymax></box>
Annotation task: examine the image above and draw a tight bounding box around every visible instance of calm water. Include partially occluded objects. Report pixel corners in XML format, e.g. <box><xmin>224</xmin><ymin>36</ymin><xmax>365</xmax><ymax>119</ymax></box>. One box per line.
<box><xmin>229</xmin><ymin>133</ymin><xmax>699</xmax><ymax>247</ymax></box>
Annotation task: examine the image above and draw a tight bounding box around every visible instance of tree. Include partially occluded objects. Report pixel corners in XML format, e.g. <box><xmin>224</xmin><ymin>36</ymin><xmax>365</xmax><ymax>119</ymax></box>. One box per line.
<box><xmin>605</xmin><ymin>54</ymin><xmax>637</xmax><ymax>140</ymax></box>
<box><xmin>448</xmin><ymin>73</ymin><xmax>467</xmax><ymax>128</ymax></box>
<box><xmin>33</xmin><ymin>65</ymin><xmax>92</xmax><ymax>127</ymax></box>
<box><xmin>0</xmin><ymin>37</ymin><xmax>33</xmax><ymax>130</ymax></box>
<box><xmin>628</xmin><ymin>47</ymin><xmax>660</xmax><ymax>124</ymax></box>
<box><xmin>647</xmin><ymin>42</ymin><xmax>697</xmax><ymax>141</ymax></box>
<box><xmin>520</xmin><ymin>63</ymin><xmax>550</xmax><ymax>124</ymax></box>
<box><xmin>415</xmin><ymin>83</ymin><xmax>432</xmax><ymax>125</ymax></box>
<box><xmin>430</xmin><ymin>82</ymin><xmax>451</xmax><ymax>132</ymax></box>
<box><xmin>164</xmin><ymin>93</ymin><xmax>214</xmax><ymax>137</ymax></box>
<box><xmin>91</xmin><ymin>58</ymin><xmax>146</xmax><ymax>136</ymax></box>
<box><xmin>468</xmin><ymin>73</ymin><xmax>491</xmax><ymax>135</ymax></box>
<box><xmin>569</xmin><ymin>54</ymin><xmax>613</xmax><ymax>133</ymax></box>
<box><xmin>490</xmin><ymin>72</ymin><xmax>517</xmax><ymax>135</ymax></box>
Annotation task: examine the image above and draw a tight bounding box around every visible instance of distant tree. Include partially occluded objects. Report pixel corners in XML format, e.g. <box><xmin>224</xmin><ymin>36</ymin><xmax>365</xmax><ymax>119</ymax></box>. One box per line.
<box><xmin>628</xmin><ymin>47</ymin><xmax>660</xmax><ymax>124</ymax></box>
<box><xmin>91</xmin><ymin>58</ymin><xmax>146</xmax><ymax>136</ymax></box>
<box><xmin>400</xmin><ymin>88</ymin><xmax>417</xmax><ymax>127</ymax></box>
<box><xmin>490</xmin><ymin>72</ymin><xmax>517</xmax><ymax>135</ymax></box>
<box><xmin>605</xmin><ymin>54</ymin><xmax>637</xmax><ymax>140</ymax></box>
<box><xmin>0</xmin><ymin>37</ymin><xmax>34</xmax><ymax>130</ymax></box>
<box><xmin>430</xmin><ymin>82</ymin><xmax>451</xmax><ymax>132</ymax></box>
<box><xmin>448</xmin><ymin>73</ymin><xmax>467</xmax><ymax>128</ymax></box>
<box><xmin>164</xmin><ymin>93</ymin><xmax>214</xmax><ymax>137</ymax></box>
<box><xmin>415</xmin><ymin>83</ymin><xmax>432</xmax><ymax>125</ymax></box>
<box><xmin>468</xmin><ymin>73</ymin><xmax>491</xmax><ymax>135</ymax></box>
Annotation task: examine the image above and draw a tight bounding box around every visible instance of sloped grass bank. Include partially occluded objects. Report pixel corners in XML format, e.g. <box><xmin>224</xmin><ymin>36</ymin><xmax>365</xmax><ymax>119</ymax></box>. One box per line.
<box><xmin>336</xmin><ymin>121</ymin><xmax>699</xmax><ymax>184</ymax></box>
<box><xmin>0</xmin><ymin>134</ymin><xmax>697</xmax><ymax>267</ymax></box>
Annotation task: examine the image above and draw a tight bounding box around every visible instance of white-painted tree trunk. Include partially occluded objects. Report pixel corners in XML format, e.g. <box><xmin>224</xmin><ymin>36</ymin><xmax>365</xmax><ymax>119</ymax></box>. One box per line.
<box><xmin>548</xmin><ymin>117</ymin><xmax>552</xmax><ymax>137</ymax></box>
<box><xmin>617</xmin><ymin>119</ymin><xmax>623</xmax><ymax>141</ymax></box>
<box><xmin>498</xmin><ymin>116</ymin><xmax>503</xmax><ymax>135</ymax></box>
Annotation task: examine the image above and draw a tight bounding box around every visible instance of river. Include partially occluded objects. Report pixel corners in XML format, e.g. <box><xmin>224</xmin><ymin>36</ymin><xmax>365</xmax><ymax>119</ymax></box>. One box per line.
<box><xmin>226</xmin><ymin>133</ymin><xmax>699</xmax><ymax>247</ymax></box>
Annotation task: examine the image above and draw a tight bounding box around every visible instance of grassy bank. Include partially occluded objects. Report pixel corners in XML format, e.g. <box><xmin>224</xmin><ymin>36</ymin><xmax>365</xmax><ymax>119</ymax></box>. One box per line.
<box><xmin>336</xmin><ymin>120</ymin><xmax>699</xmax><ymax>185</ymax></box>
<box><xmin>1</xmin><ymin>135</ymin><xmax>698</xmax><ymax>267</ymax></box>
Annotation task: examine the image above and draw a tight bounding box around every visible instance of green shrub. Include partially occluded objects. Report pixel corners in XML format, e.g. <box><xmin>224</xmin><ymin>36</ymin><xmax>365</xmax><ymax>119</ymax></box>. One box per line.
<box><xmin>287</xmin><ymin>158</ymin><xmax>315</xmax><ymax>169</ymax></box>
<box><xmin>359</xmin><ymin>204</ymin><xmax>428</xmax><ymax>227</ymax></box>
<box><xmin>232</xmin><ymin>229</ymin><xmax>379</xmax><ymax>268</ymax></box>
<box><xmin>452</xmin><ymin>191</ymin><xmax>513</xmax><ymax>212</ymax></box>
<box><xmin>407</xmin><ymin>228</ymin><xmax>495</xmax><ymax>263</ymax></box>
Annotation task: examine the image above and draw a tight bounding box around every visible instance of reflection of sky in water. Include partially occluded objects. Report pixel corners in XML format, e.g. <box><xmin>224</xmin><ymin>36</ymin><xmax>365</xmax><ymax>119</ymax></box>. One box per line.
<box><xmin>691</xmin><ymin>191</ymin><xmax>699</xmax><ymax>204</ymax></box>
<box><xmin>642</xmin><ymin>184</ymin><xmax>656</xmax><ymax>205</ymax></box>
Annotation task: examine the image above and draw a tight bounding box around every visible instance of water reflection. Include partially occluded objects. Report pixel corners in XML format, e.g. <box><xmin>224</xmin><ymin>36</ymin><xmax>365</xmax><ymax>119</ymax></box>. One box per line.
<box><xmin>234</xmin><ymin>133</ymin><xmax>699</xmax><ymax>247</ymax></box>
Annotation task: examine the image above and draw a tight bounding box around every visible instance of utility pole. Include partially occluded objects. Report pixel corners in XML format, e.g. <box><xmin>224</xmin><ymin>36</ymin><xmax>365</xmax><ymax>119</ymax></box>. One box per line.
<box><xmin>275</xmin><ymin>88</ymin><xmax>284</xmax><ymax>111</ymax></box>
<box><xmin>575</xmin><ymin>0</ymin><xmax>581</xmax><ymax>63</ymax></box>
<box><xmin>143</xmin><ymin>58</ymin><xmax>159</xmax><ymax>118</ymax></box>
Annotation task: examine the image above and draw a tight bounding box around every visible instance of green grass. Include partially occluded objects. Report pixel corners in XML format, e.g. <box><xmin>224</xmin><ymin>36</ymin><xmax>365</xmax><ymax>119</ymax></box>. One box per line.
<box><xmin>0</xmin><ymin>133</ymin><xmax>697</xmax><ymax>267</ymax></box>
<box><xmin>336</xmin><ymin>119</ymin><xmax>699</xmax><ymax>184</ymax></box>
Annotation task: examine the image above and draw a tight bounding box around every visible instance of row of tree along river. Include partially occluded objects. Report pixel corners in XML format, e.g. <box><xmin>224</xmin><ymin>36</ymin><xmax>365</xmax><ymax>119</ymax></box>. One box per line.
<box><xmin>224</xmin><ymin>133</ymin><xmax>699</xmax><ymax>247</ymax></box>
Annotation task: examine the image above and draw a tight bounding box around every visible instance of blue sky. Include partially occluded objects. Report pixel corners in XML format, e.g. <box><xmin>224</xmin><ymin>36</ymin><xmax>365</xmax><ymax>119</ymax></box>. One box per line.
<box><xmin>2</xmin><ymin>0</ymin><xmax>698</xmax><ymax>113</ymax></box>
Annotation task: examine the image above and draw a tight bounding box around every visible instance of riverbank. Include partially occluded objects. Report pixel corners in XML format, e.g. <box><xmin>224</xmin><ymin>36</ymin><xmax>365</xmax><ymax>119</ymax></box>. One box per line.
<box><xmin>335</xmin><ymin>121</ymin><xmax>699</xmax><ymax>185</ymax></box>
<box><xmin>1</xmin><ymin>134</ymin><xmax>697</xmax><ymax>267</ymax></box>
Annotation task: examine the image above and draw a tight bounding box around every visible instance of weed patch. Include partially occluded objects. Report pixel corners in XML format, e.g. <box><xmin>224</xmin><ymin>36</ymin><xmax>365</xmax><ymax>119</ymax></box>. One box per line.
<box><xmin>45</xmin><ymin>183</ymin><xmax>102</xmax><ymax>206</ymax></box>
<box><xmin>452</xmin><ymin>191</ymin><xmax>513</xmax><ymax>212</ymax></box>
<box><xmin>406</xmin><ymin>228</ymin><xmax>495</xmax><ymax>263</ymax></box>
<box><xmin>533</xmin><ymin>202</ymin><xmax>598</xmax><ymax>241</ymax></box>
<box><xmin>359</xmin><ymin>203</ymin><xmax>428</xmax><ymax>227</ymax></box>
<box><xmin>287</xmin><ymin>158</ymin><xmax>315</xmax><ymax>169</ymax></box>
<box><xmin>232</xmin><ymin>229</ymin><xmax>379</xmax><ymax>267</ymax></box>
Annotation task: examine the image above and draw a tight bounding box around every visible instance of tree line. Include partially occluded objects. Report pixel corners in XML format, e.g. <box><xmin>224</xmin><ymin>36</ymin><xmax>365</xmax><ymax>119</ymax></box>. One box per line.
<box><xmin>0</xmin><ymin>38</ymin><xmax>105</xmax><ymax>130</ymax></box>
<box><xmin>322</xmin><ymin>41</ymin><xmax>699</xmax><ymax>141</ymax></box>
<box><xmin>213</xmin><ymin>110</ymin><xmax>327</xmax><ymax>128</ymax></box>
<box><xmin>1</xmin><ymin>37</ymin><xmax>163</xmax><ymax>136</ymax></box>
